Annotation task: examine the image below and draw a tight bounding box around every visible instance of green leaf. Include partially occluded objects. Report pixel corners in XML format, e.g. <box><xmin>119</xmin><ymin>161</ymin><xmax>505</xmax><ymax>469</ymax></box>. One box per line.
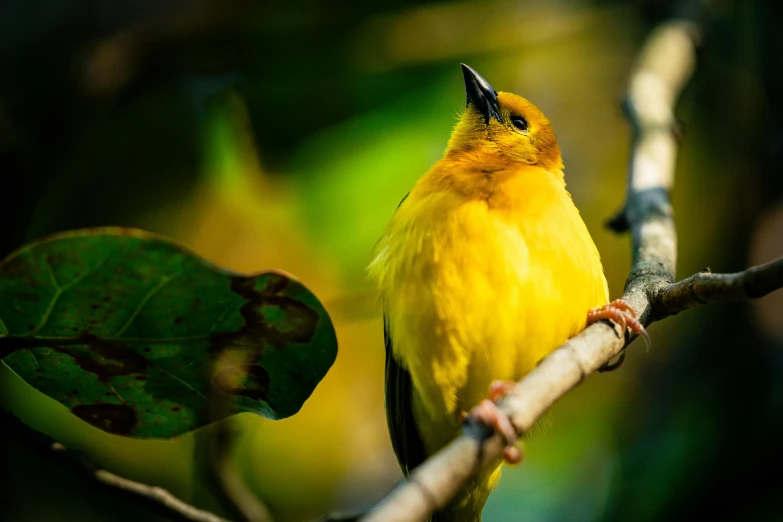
<box><xmin>0</xmin><ymin>228</ymin><xmax>337</xmax><ymax>438</ymax></box>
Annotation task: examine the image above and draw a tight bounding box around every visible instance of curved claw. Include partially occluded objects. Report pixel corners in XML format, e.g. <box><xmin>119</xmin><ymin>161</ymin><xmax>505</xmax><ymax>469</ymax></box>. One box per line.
<box><xmin>587</xmin><ymin>299</ymin><xmax>651</xmax><ymax>351</ymax></box>
<box><xmin>606</xmin><ymin>299</ymin><xmax>636</xmax><ymax>317</ymax></box>
<box><xmin>488</xmin><ymin>380</ymin><xmax>517</xmax><ymax>402</ymax></box>
<box><xmin>467</xmin><ymin>399</ymin><xmax>522</xmax><ymax>465</ymax></box>
<box><xmin>463</xmin><ymin>380</ymin><xmax>523</xmax><ymax>465</ymax></box>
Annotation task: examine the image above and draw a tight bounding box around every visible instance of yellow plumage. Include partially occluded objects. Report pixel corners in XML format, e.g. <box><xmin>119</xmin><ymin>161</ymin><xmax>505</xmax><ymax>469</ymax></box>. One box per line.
<box><xmin>368</xmin><ymin>65</ymin><xmax>609</xmax><ymax>521</ymax></box>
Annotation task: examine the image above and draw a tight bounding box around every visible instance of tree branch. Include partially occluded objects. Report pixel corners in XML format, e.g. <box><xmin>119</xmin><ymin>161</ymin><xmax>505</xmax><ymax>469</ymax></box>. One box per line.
<box><xmin>0</xmin><ymin>408</ymin><xmax>232</xmax><ymax>522</ymax></box>
<box><xmin>652</xmin><ymin>257</ymin><xmax>783</xmax><ymax>318</ymax></box>
<box><xmin>355</xmin><ymin>15</ymin><xmax>783</xmax><ymax>522</ymax></box>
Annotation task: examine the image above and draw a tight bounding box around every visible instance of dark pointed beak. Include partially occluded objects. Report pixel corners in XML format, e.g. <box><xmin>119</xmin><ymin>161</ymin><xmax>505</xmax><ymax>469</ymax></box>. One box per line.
<box><xmin>461</xmin><ymin>64</ymin><xmax>501</xmax><ymax>124</ymax></box>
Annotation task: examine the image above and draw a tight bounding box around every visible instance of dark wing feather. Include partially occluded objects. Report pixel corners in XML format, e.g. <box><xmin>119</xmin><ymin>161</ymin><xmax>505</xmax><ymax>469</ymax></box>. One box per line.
<box><xmin>382</xmin><ymin>191</ymin><xmax>426</xmax><ymax>475</ymax></box>
<box><xmin>384</xmin><ymin>315</ymin><xmax>427</xmax><ymax>476</ymax></box>
<box><xmin>382</xmin><ymin>192</ymin><xmax>450</xmax><ymax>521</ymax></box>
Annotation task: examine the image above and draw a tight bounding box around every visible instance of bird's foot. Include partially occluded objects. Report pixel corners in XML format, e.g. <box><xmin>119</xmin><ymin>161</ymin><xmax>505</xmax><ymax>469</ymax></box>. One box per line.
<box><xmin>488</xmin><ymin>380</ymin><xmax>517</xmax><ymax>402</ymax></box>
<box><xmin>587</xmin><ymin>299</ymin><xmax>650</xmax><ymax>349</ymax></box>
<box><xmin>462</xmin><ymin>380</ymin><xmax>522</xmax><ymax>465</ymax></box>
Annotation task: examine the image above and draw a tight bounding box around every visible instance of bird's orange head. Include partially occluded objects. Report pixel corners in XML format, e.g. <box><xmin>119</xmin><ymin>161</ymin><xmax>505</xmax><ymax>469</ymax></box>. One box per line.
<box><xmin>446</xmin><ymin>64</ymin><xmax>563</xmax><ymax>171</ymax></box>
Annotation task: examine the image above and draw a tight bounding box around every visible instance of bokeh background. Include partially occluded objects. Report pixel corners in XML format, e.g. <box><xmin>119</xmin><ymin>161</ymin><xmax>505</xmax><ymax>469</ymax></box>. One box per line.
<box><xmin>1</xmin><ymin>0</ymin><xmax>782</xmax><ymax>520</ymax></box>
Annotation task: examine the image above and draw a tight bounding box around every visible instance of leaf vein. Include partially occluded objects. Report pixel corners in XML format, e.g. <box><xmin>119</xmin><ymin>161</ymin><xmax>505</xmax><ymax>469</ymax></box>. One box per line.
<box><xmin>27</xmin><ymin>254</ymin><xmax>111</xmax><ymax>337</ymax></box>
<box><xmin>208</xmin><ymin>305</ymin><xmax>236</xmax><ymax>334</ymax></box>
<box><xmin>26</xmin><ymin>350</ymin><xmax>49</xmax><ymax>391</ymax></box>
<box><xmin>44</xmin><ymin>255</ymin><xmax>60</xmax><ymax>289</ymax></box>
<box><xmin>115</xmin><ymin>272</ymin><xmax>182</xmax><ymax>337</ymax></box>
<box><xmin>27</xmin><ymin>287</ymin><xmax>63</xmax><ymax>338</ymax></box>
<box><xmin>160</xmin><ymin>369</ymin><xmax>209</xmax><ymax>401</ymax></box>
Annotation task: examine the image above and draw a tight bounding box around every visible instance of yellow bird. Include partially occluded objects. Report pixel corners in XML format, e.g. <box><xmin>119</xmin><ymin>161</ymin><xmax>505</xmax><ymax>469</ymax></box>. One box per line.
<box><xmin>368</xmin><ymin>64</ymin><xmax>646</xmax><ymax>521</ymax></box>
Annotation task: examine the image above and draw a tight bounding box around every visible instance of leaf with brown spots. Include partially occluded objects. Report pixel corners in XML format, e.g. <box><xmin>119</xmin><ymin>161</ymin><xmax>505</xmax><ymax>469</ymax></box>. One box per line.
<box><xmin>0</xmin><ymin>228</ymin><xmax>337</xmax><ymax>438</ymax></box>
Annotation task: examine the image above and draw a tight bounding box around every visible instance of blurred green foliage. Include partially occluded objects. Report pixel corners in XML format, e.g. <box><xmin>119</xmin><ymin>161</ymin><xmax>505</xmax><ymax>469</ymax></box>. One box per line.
<box><xmin>1</xmin><ymin>0</ymin><xmax>782</xmax><ymax>521</ymax></box>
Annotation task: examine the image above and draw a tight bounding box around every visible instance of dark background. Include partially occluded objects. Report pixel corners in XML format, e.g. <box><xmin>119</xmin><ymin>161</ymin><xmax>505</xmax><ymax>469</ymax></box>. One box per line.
<box><xmin>1</xmin><ymin>0</ymin><xmax>782</xmax><ymax>520</ymax></box>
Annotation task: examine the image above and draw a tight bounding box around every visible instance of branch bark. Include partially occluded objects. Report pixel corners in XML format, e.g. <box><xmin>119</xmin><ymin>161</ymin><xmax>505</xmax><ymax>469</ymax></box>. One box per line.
<box><xmin>653</xmin><ymin>257</ymin><xmax>783</xmax><ymax>318</ymax></box>
<box><xmin>356</xmin><ymin>16</ymin><xmax>783</xmax><ymax>522</ymax></box>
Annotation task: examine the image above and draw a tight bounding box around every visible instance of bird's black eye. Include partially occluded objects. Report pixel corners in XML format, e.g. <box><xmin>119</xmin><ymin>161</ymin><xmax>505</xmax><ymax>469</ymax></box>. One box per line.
<box><xmin>511</xmin><ymin>115</ymin><xmax>528</xmax><ymax>132</ymax></box>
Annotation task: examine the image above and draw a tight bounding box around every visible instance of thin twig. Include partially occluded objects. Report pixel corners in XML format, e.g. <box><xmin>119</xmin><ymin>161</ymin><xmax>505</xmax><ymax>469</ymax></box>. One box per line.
<box><xmin>0</xmin><ymin>409</ymin><xmax>231</xmax><ymax>522</ymax></box>
<box><xmin>210</xmin><ymin>419</ymin><xmax>274</xmax><ymax>522</ymax></box>
<box><xmin>352</xmin><ymin>15</ymin><xmax>782</xmax><ymax>522</ymax></box>
<box><xmin>653</xmin><ymin>257</ymin><xmax>783</xmax><ymax>318</ymax></box>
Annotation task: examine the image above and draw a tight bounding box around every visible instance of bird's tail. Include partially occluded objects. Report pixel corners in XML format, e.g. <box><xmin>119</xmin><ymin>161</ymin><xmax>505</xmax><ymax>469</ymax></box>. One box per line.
<box><xmin>427</xmin><ymin>463</ymin><xmax>503</xmax><ymax>522</ymax></box>
<box><xmin>429</xmin><ymin>503</ymin><xmax>483</xmax><ymax>522</ymax></box>
<box><xmin>430</xmin><ymin>509</ymin><xmax>480</xmax><ymax>522</ymax></box>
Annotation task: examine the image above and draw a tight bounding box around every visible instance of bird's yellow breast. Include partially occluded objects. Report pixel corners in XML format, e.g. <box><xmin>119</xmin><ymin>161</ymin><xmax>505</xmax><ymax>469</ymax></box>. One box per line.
<box><xmin>370</xmin><ymin>162</ymin><xmax>608</xmax><ymax>454</ymax></box>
